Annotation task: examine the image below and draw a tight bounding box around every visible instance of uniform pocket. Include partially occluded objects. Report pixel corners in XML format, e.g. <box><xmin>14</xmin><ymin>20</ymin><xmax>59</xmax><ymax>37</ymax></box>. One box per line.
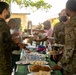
<box><xmin>65</xmin><ymin>30</ymin><xmax>75</xmax><ymax>50</ymax></box>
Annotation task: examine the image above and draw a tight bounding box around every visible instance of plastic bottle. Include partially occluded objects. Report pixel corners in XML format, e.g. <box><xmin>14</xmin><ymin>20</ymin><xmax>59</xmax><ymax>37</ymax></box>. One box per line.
<box><xmin>32</xmin><ymin>41</ymin><xmax>36</xmax><ymax>48</ymax></box>
<box><xmin>20</xmin><ymin>49</ymin><xmax>25</xmax><ymax>60</ymax></box>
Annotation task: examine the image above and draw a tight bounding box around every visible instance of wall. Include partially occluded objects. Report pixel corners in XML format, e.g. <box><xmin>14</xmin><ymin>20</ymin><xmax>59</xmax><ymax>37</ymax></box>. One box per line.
<box><xmin>11</xmin><ymin>13</ymin><xmax>28</xmax><ymax>31</ymax></box>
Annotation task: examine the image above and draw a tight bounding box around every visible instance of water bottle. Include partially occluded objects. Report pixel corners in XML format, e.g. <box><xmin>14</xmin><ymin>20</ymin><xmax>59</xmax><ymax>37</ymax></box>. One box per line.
<box><xmin>20</xmin><ymin>49</ymin><xmax>25</xmax><ymax>60</ymax></box>
<box><xmin>32</xmin><ymin>41</ymin><xmax>36</xmax><ymax>48</ymax></box>
<box><xmin>48</xmin><ymin>44</ymin><xmax>52</xmax><ymax>51</ymax></box>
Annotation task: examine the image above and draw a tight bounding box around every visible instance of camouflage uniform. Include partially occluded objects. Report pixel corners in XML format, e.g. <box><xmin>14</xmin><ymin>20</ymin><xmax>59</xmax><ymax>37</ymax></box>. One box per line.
<box><xmin>52</xmin><ymin>22</ymin><xmax>65</xmax><ymax>44</ymax></box>
<box><xmin>60</xmin><ymin>15</ymin><xmax>76</xmax><ymax>75</ymax></box>
<box><xmin>51</xmin><ymin>22</ymin><xmax>65</xmax><ymax>63</ymax></box>
<box><xmin>0</xmin><ymin>18</ymin><xmax>19</xmax><ymax>75</ymax></box>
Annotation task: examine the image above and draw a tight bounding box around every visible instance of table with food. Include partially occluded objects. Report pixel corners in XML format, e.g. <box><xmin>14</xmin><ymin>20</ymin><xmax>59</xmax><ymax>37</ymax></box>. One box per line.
<box><xmin>15</xmin><ymin>49</ymin><xmax>62</xmax><ymax>75</ymax></box>
<box><xmin>14</xmin><ymin>31</ymin><xmax>63</xmax><ymax>75</ymax></box>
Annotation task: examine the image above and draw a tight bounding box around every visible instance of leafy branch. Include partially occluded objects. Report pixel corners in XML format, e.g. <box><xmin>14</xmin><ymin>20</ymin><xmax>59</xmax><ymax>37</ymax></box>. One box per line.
<box><xmin>6</xmin><ymin>0</ymin><xmax>52</xmax><ymax>10</ymax></box>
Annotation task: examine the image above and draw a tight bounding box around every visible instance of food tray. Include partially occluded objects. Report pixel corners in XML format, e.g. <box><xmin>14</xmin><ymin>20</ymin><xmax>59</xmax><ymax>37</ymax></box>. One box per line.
<box><xmin>30</xmin><ymin>61</ymin><xmax>48</xmax><ymax>65</ymax></box>
<box><xmin>16</xmin><ymin>60</ymin><xmax>29</xmax><ymax>65</ymax></box>
<box><xmin>28</xmin><ymin>65</ymin><xmax>51</xmax><ymax>73</ymax></box>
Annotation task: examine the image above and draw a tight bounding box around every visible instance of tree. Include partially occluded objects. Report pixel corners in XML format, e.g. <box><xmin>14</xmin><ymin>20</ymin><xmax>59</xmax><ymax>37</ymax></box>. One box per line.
<box><xmin>5</xmin><ymin>0</ymin><xmax>52</xmax><ymax>11</ymax></box>
<box><xmin>0</xmin><ymin>0</ymin><xmax>5</xmax><ymax>1</ymax></box>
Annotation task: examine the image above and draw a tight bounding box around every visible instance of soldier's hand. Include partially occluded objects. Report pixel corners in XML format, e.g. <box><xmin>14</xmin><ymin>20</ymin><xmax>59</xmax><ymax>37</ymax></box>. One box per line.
<box><xmin>18</xmin><ymin>43</ymin><xmax>27</xmax><ymax>49</ymax></box>
<box><xmin>12</xmin><ymin>37</ymin><xmax>20</xmax><ymax>44</ymax></box>
<box><xmin>53</xmin><ymin>55</ymin><xmax>57</xmax><ymax>61</ymax></box>
<box><xmin>52</xmin><ymin>64</ymin><xmax>61</xmax><ymax>70</ymax></box>
<box><xmin>58</xmin><ymin>50</ymin><xmax>63</xmax><ymax>54</ymax></box>
<box><xmin>11</xmin><ymin>32</ymin><xmax>19</xmax><ymax>37</ymax></box>
<box><xmin>18</xmin><ymin>43</ymin><xmax>23</xmax><ymax>48</ymax></box>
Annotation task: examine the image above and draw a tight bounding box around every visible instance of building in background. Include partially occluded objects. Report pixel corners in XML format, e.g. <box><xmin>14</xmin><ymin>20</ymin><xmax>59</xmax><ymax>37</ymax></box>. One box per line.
<box><xmin>11</xmin><ymin>13</ymin><xmax>30</xmax><ymax>31</ymax></box>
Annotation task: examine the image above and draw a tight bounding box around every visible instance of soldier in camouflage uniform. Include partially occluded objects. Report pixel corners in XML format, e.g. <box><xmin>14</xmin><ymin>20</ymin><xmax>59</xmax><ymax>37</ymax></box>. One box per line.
<box><xmin>51</xmin><ymin>11</ymin><xmax>68</xmax><ymax>75</ymax></box>
<box><xmin>52</xmin><ymin>0</ymin><xmax>76</xmax><ymax>75</ymax></box>
<box><xmin>0</xmin><ymin>2</ymin><xmax>21</xmax><ymax>75</ymax></box>
<box><xmin>52</xmin><ymin>9</ymin><xmax>68</xmax><ymax>63</ymax></box>
<box><xmin>51</xmin><ymin>22</ymin><xmax>65</xmax><ymax>65</ymax></box>
<box><xmin>52</xmin><ymin>22</ymin><xmax>65</xmax><ymax>44</ymax></box>
<box><xmin>52</xmin><ymin>9</ymin><xmax>69</xmax><ymax>45</ymax></box>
